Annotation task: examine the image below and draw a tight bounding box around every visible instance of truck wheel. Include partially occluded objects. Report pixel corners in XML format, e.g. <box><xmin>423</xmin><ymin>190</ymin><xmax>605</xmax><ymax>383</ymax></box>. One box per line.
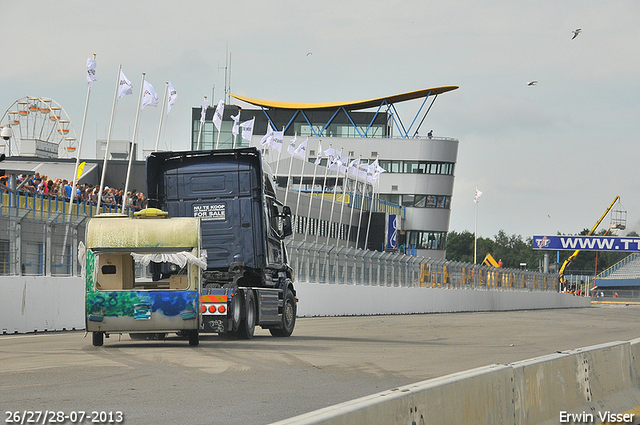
<box><xmin>237</xmin><ymin>290</ymin><xmax>256</xmax><ymax>339</ymax></box>
<box><xmin>230</xmin><ymin>289</ymin><xmax>242</xmax><ymax>332</ymax></box>
<box><xmin>92</xmin><ymin>331</ymin><xmax>104</xmax><ymax>347</ymax></box>
<box><xmin>270</xmin><ymin>289</ymin><xmax>296</xmax><ymax>337</ymax></box>
<box><xmin>188</xmin><ymin>330</ymin><xmax>199</xmax><ymax>346</ymax></box>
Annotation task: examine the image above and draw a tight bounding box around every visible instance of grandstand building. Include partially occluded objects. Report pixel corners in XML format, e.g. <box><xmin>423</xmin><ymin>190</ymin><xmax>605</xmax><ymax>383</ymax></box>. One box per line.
<box><xmin>191</xmin><ymin>87</ymin><xmax>459</xmax><ymax>259</ymax></box>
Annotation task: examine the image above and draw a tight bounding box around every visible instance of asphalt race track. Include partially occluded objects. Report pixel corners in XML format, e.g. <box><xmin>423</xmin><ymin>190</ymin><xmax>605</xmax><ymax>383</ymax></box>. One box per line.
<box><xmin>1</xmin><ymin>303</ymin><xmax>639</xmax><ymax>425</ymax></box>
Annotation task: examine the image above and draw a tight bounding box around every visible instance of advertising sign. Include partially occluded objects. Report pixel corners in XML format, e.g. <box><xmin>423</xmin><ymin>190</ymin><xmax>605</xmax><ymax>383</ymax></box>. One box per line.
<box><xmin>532</xmin><ymin>235</ymin><xmax>640</xmax><ymax>252</ymax></box>
<box><xmin>193</xmin><ymin>203</ymin><xmax>226</xmax><ymax>221</ymax></box>
<box><xmin>387</xmin><ymin>214</ymin><xmax>400</xmax><ymax>250</ymax></box>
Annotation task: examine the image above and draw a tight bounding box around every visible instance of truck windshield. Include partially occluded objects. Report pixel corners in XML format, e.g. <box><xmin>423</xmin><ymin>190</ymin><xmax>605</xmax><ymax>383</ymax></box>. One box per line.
<box><xmin>92</xmin><ymin>249</ymin><xmax>199</xmax><ymax>291</ymax></box>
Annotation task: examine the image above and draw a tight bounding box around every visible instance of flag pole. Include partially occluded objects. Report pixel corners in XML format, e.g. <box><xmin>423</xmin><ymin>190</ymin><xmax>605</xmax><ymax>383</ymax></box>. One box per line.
<box><xmin>68</xmin><ymin>54</ymin><xmax>94</xmax><ymax>218</ymax></box>
<box><xmin>346</xmin><ymin>157</ymin><xmax>359</xmax><ymax>245</ymax></box>
<box><xmin>315</xmin><ymin>151</ymin><xmax>333</xmax><ymax>245</ymax></box>
<box><xmin>155</xmin><ymin>82</ymin><xmax>168</xmax><ymax>151</ymax></box>
<box><xmin>283</xmin><ymin>134</ymin><xmax>297</xmax><ymax>206</ymax></box>
<box><xmin>329</xmin><ymin>150</ymin><xmax>343</xmax><ymax>246</ymax></box>
<box><xmin>273</xmin><ymin>126</ymin><xmax>284</xmax><ymax>177</ymax></box>
<box><xmin>61</xmin><ymin>54</ymin><xmax>95</xmax><ymax>264</ymax></box>
<box><xmin>364</xmin><ymin>155</ymin><xmax>380</xmax><ymax>250</ymax></box>
<box><xmin>473</xmin><ymin>187</ymin><xmax>482</xmax><ymax>264</ymax></box>
<box><xmin>304</xmin><ymin>142</ymin><xmax>324</xmax><ymax>241</ymax></box>
<box><xmin>474</xmin><ymin>199</ymin><xmax>478</xmax><ymax>264</ymax></box>
<box><xmin>96</xmin><ymin>64</ymin><xmax>122</xmax><ymax>214</ymax></box>
<box><xmin>355</xmin><ymin>157</ymin><xmax>368</xmax><ymax>248</ymax></box>
<box><xmin>197</xmin><ymin>96</ymin><xmax>206</xmax><ymax>151</ymax></box>
<box><xmin>122</xmin><ymin>73</ymin><xmax>146</xmax><ymax>212</ymax></box>
<box><xmin>214</xmin><ymin>100</ymin><xmax>223</xmax><ymax>149</ymax></box>
<box><xmin>335</xmin><ymin>150</ymin><xmax>349</xmax><ymax>246</ymax></box>
<box><xmin>293</xmin><ymin>137</ymin><xmax>307</xmax><ymax>236</ymax></box>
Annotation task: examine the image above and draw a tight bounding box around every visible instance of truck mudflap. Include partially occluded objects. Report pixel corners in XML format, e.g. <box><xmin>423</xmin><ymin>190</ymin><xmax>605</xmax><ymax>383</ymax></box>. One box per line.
<box><xmin>200</xmin><ymin>293</ymin><xmax>230</xmax><ymax>333</ymax></box>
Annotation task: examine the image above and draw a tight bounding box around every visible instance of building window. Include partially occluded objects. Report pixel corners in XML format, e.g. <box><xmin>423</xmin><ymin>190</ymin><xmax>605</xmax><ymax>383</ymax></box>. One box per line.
<box><xmin>379</xmin><ymin>194</ymin><xmax>451</xmax><ymax>209</ymax></box>
<box><xmin>406</xmin><ymin>230</ymin><xmax>447</xmax><ymax>250</ymax></box>
<box><xmin>378</xmin><ymin>160</ymin><xmax>454</xmax><ymax>176</ymax></box>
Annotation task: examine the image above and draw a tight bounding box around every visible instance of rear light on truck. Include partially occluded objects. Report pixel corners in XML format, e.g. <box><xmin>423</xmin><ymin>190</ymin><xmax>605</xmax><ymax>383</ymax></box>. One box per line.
<box><xmin>218</xmin><ymin>305</ymin><xmax>226</xmax><ymax>313</ymax></box>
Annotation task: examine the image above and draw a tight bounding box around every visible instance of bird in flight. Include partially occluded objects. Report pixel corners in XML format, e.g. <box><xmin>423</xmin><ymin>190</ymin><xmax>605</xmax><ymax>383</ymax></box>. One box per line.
<box><xmin>306</xmin><ymin>52</ymin><xmax>313</xmax><ymax>56</ymax></box>
<box><xmin>527</xmin><ymin>81</ymin><xmax>538</xmax><ymax>86</ymax></box>
<box><xmin>572</xmin><ymin>29</ymin><xmax>581</xmax><ymax>39</ymax></box>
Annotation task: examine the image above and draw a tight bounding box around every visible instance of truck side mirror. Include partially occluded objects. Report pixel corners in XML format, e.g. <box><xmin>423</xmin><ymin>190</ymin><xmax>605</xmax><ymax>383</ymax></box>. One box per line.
<box><xmin>281</xmin><ymin>206</ymin><xmax>293</xmax><ymax>237</ymax></box>
<box><xmin>282</xmin><ymin>216</ymin><xmax>293</xmax><ymax>237</ymax></box>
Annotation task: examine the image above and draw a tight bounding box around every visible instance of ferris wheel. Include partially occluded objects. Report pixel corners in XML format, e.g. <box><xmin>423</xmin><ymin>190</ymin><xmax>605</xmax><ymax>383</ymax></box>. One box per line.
<box><xmin>0</xmin><ymin>96</ymin><xmax>78</xmax><ymax>158</ymax></box>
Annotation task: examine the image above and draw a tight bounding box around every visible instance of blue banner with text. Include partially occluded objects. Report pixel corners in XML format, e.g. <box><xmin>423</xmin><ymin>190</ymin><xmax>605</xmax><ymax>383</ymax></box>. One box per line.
<box><xmin>532</xmin><ymin>235</ymin><xmax>640</xmax><ymax>251</ymax></box>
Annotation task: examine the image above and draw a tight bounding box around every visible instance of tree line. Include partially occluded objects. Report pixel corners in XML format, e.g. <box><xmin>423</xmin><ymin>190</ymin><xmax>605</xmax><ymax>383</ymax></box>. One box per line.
<box><xmin>446</xmin><ymin>229</ymin><xmax>638</xmax><ymax>275</ymax></box>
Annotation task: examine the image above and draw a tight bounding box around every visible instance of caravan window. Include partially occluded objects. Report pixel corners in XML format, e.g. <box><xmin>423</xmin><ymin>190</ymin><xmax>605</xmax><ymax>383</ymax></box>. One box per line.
<box><xmin>92</xmin><ymin>249</ymin><xmax>195</xmax><ymax>291</ymax></box>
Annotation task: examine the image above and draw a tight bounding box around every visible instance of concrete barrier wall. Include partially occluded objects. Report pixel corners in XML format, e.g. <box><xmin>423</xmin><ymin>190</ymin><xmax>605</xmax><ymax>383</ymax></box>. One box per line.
<box><xmin>0</xmin><ymin>276</ymin><xmax>589</xmax><ymax>334</ymax></box>
<box><xmin>0</xmin><ymin>276</ymin><xmax>85</xmax><ymax>334</ymax></box>
<box><xmin>294</xmin><ymin>282</ymin><xmax>590</xmax><ymax>317</ymax></box>
<box><xmin>271</xmin><ymin>340</ymin><xmax>640</xmax><ymax>425</ymax></box>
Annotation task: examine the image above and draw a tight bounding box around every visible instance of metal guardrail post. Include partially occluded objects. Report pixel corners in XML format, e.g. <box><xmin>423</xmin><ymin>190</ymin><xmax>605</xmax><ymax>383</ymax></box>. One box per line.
<box><xmin>45</xmin><ymin>212</ymin><xmax>61</xmax><ymax>276</ymax></box>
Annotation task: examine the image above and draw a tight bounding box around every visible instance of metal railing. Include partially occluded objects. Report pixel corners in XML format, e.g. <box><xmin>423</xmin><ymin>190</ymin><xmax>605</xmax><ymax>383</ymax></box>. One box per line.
<box><xmin>285</xmin><ymin>241</ymin><xmax>559</xmax><ymax>291</ymax></box>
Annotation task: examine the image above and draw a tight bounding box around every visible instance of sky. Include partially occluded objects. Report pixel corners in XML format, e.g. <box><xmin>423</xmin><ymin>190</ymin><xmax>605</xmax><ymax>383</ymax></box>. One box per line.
<box><xmin>1</xmin><ymin>1</ymin><xmax>639</xmax><ymax>240</ymax></box>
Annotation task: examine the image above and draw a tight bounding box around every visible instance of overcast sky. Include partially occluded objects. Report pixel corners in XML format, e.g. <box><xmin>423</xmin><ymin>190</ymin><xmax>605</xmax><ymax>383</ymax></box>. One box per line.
<box><xmin>1</xmin><ymin>1</ymin><xmax>639</xmax><ymax>240</ymax></box>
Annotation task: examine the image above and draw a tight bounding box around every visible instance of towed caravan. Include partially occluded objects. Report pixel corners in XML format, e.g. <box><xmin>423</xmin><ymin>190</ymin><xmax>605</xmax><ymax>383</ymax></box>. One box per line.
<box><xmin>83</xmin><ymin>209</ymin><xmax>206</xmax><ymax>346</ymax></box>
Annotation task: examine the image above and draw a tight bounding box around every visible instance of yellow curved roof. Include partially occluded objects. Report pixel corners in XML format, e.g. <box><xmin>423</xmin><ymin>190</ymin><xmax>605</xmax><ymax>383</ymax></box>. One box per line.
<box><xmin>230</xmin><ymin>86</ymin><xmax>458</xmax><ymax>111</ymax></box>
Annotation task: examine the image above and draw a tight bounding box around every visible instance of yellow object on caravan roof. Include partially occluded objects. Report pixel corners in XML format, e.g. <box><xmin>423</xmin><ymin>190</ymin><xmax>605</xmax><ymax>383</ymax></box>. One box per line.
<box><xmin>85</xmin><ymin>215</ymin><xmax>200</xmax><ymax>250</ymax></box>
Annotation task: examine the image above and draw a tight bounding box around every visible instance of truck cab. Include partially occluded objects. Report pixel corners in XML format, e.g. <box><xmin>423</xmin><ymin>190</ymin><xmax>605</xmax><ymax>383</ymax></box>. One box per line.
<box><xmin>146</xmin><ymin>148</ymin><xmax>296</xmax><ymax>339</ymax></box>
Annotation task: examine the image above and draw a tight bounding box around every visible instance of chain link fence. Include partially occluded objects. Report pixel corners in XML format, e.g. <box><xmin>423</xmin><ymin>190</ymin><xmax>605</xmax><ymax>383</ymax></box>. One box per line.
<box><xmin>1</xmin><ymin>191</ymin><xmax>560</xmax><ymax>292</ymax></box>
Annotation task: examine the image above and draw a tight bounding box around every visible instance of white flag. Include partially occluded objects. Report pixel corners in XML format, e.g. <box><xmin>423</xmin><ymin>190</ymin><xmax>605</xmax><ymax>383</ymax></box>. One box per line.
<box><xmin>142</xmin><ymin>80</ymin><xmax>159</xmax><ymax>109</ymax></box>
<box><xmin>293</xmin><ymin>137</ymin><xmax>308</xmax><ymax>159</ymax></box>
<box><xmin>287</xmin><ymin>136</ymin><xmax>298</xmax><ymax>156</ymax></box>
<box><xmin>260</xmin><ymin>126</ymin><xmax>274</xmax><ymax>147</ymax></box>
<box><xmin>117</xmin><ymin>70</ymin><xmax>133</xmax><ymax>98</ymax></box>
<box><xmin>167</xmin><ymin>81</ymin><xmax>177</xmax><ymax>113</ymax></box>
<box><xmin>200</xmin><ymin>98</ymin><xmax>209</xmax><ymax>124</ymax></box>
<box><xmin>314</xmin><ymin>142</ymin><xmax>323</xmax><ymax>165</ymax></box>
<box><xmin>240</xmin><ymin>117</ymin><xmax>255</xmax><ymax>141</ymax></box>
<box><xmin>270</xmin><ymin>131</ymin><xmax>284</xmax><ymax>152</ymax></box>
<box><xmin>474</xmin><ymin>187</ymin><xmax>483</xmax><ymax>203</ymax></box>
<box><xmin>213</xmin><ymin>100</ymin><xmax>224</xmax><ymax>131</ymax></box>
<box><xmin>231</xmin><ymin>112</ymin><xmax>241</xmax><ymax>137</ymax></box>
<box><xmin>348</xmin><ymin>157</ymin><xmax>360</xmax><ymax>176</ymax></box>
<box><xmin>86</xmin><ymin>57</ymin><xmax>97</xmax><ymax>86</ymax></box>
<box><xmin>324</xmin><ymin>147</ymin><xmax>336</xmax><ymax>163</ymax></box>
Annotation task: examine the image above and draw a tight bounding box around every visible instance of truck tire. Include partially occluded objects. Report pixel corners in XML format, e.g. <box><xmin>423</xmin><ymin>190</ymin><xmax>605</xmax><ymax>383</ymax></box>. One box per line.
<box><xmin>237</xmin><ymin>290</ymin><xmax>256</xmax><ymax>340</ymax></box>
<box><xmin>230</xmin><ymin>289</ymin><xmax>242</xmax><ymax>333</ymax></box>
<box><xmin>270</xmin><ymin>288</ymin><xmax>296</xmax><ymax>337</ymax></box>
<box><xmin>92</xmin><ymin>331</ymin><xmax>104</xmax><ymax>347</ymax></box>
<box><xmin>188</xmin><ymin>330</ymin><xmax>199</xmax><ymax>346</ymax></box>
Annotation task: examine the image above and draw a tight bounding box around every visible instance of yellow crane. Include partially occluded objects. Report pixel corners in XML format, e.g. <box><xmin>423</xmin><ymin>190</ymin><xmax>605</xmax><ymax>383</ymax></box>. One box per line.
<box><xmin>558</xmin><ymin>196</ymin><xmax>624</xmax><ymax>284</ymax></box>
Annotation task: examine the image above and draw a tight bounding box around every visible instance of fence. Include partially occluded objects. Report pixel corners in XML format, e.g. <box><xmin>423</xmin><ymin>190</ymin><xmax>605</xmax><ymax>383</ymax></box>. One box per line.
<box><xmin>285</xmin><ymin>241</ymin><xmax>558</xmax><ymax>291</ymax></box>
<box><xmin>0</xmin><ymin>191</ymin><xmax>134</xmax><ymax>276</ymax></box>
<box><xmin>0</xmin><ymin>190</ymin><xmax>559</xmax><ymax>292</ymax></box>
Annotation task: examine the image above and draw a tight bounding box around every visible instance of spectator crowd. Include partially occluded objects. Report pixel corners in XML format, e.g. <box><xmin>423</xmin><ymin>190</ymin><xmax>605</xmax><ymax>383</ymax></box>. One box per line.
<box><xmin>0</xmin><ymin>172</ymin><xmax>148</xmax><ymax>211</ymax></box>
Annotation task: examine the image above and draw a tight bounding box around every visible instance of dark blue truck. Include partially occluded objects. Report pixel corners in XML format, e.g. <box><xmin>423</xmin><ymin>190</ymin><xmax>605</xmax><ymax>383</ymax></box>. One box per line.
<box><xmin>146</xmin><ymin>147</ymin><xmax>296</xmax><ymax>339</ymax></box>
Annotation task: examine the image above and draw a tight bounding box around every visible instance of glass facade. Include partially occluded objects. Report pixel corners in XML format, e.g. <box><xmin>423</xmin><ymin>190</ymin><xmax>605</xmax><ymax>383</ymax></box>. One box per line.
<box><xmin>406</xmin><ymin>230</ymin><xmax>447</xmax><ymax>250</ymax></box>
<box><xmin>379</xmin><ymin>194</ymin><xmax>451</xmax><ymax>209</ymax></box>
<box><xmin>379</xmin><ymin>160</ymin><xmax>455</xmax><ymax>176</ymax></box>
<box><xmin>192</xmin><ymin>105</ymin><xmax>389</xmax><ymax>147</ymax></box>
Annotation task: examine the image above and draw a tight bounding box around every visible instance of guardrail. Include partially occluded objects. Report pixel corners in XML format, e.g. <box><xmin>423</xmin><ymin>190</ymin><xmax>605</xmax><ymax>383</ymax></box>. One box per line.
<box><xmin>270</xmin><ymin>339</ymin><xmax>640</xmax><ymax>425</ymax></box>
